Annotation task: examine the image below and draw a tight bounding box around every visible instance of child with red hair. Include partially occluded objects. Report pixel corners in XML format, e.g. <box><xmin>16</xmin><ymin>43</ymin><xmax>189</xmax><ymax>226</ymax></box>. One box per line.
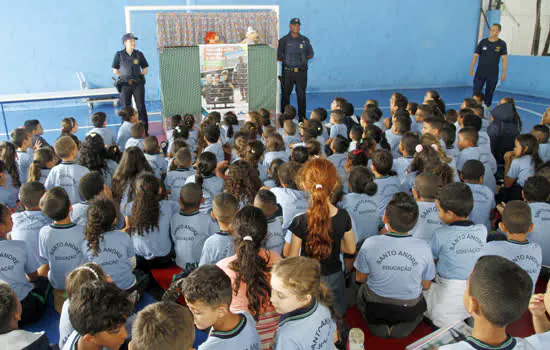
<box><xmin>204</xmin><ymin>32</ymin><xmax>220</xmax><ymax>44</ymax></box>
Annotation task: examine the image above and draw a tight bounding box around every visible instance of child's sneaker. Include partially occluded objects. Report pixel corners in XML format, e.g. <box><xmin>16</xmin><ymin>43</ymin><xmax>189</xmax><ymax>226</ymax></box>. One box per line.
<box><xmin>349</xmin><ymin>328</ymin><xmax>365</xmax><ymax>350</ymax></box>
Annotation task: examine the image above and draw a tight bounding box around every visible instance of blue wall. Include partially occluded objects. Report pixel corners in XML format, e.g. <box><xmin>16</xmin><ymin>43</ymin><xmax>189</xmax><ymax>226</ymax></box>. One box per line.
<box><xmin>0</xmin><ymin>0</ymin><xmax>481</xmax><ymax>104</ymax></box>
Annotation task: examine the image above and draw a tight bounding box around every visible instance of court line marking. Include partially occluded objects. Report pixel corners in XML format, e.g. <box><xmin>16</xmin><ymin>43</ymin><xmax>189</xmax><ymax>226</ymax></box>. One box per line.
<box><xmin>515</xmin><ymin>100</ymin><xmax>549</xmax><ymax>108</ymax></box>
<box><xmin>516</xmin><ymin>106</ymin><xmax>543</xmax><ymax>117</ymax></box>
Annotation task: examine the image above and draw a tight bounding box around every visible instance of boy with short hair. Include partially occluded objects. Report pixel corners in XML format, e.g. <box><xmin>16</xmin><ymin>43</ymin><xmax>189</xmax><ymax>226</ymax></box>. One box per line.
<box><xmin>182</xmin><ymin>265</ymin><xmax>261</xmax><ymax>349</ymax></box>
<box><xmin>393</xmin><ymin>131</ymin><xmax>419</xmax><ymax>181</ymax></box>
<box><xmin>165</xmin><ymin>148</ymin><xmax>194</xmax><ymax>202</ymax></box>
<box><xmin>532</xmin><ymin>124</ymin><xmax>550</xmax><ymax>162</ymax></box>
<box><xmin>254</xmin><ymin>189</ymin><xmax>285</xmax><ymax>255</ymax></box>
<box><xmin>386</xmin><ymin>113</ymin><xmax>412</xmax><ymax>158</ymax></box>
<box><xmin>328</xmin><ymin>135</ymin><xmax>349</xmax><ymax>185</ymax></box>
<box><xmin>270</xmin><ymin>161</ymin><xmax>309</xmax><ymax>230</ymax></box>
<box><xmin>440</xmin><ymin>123</ymin><xmax>459</xmax><ymax>158</ymax></box>
<box><xmin>460</xmin><ymin>114</ymin><xmax>497</xmax><ymax>178</ymax></box>
<box><xmin>355</xmin><ymin>192</ymin><xmax>436</xmax><ymax>338</ymax></box>
<box><xmin>522</xmin><ymin>176</ymin><xmax>550</xmax><ymax>267</ymax></box>
<box><xmin>144</xmin><ymin>136</ymin><xmax>168</xmax><ymax>179</ymax></box>
<box><xmin>326</xmin><ymin>110</ymin><xmax>348</xmax><ymax>144</ymax></box>
<box><xmin>88</xmin><ymin>111</ymin><xmax>115</xmax><ymax>146</ymax></box>
<box><xmin>45</xmin><ymin>136</ymin><xmax>90</xmax><ymax>204</ymax></box>
<box><xmin>38</xmin><ymin>187</ymin><xmax>85</xmax><ymax>312</ymax></box>
<box><xmin>461</xmin><ymin>159</ymin><xmax>495</xmax><ymax>231</ymax></box>
<box><xmin>482</xmin><ymin>200</ymin><xmax>541</xmax><ymax>291</ymax></box>
<box><xmin>200</xmin><ymin>192</ymin><xmax>239</xmax><ymax>266</ymax></box>
<box><xmin>23</xmin><ymin>119</ymin><xmax>50</xmax><ymax>150</ymax></box>
<box><xmin>63</xmin><ymin>280</ymin><xmax>133</xmax><ymax>350</ymax></box>
<box><xmin>130</xmin><ymin>301</ymin><xmax>195</xmax><ymax>350</ymax></box>
<box><xmin>203</xmin><ymin>125</ymin><xmax>224</xmax><ymax>163</ymax></box>
<box><xmin>371</xmin><ymin>149</ymin><xmax>403</xmax><ymax>218</ymax></box>
<box><xmin>409</xmin><ymin>173</ymin><xmax>444</xmax><ymax>243</ymax></box>
<box><xmin>422</xmin><ymin>117</ymin><xmax>445</xmax><ymax>148</ymax></box>
<box><xmin>172</xmin><ymin>183</ymin><xmax>216</xmax><ymax>271</ymax></box>
<box><xmin>440</xmin><ymin>256</ymin><xmax>547</xmax><ymax>349</ymax></box>
<box><xmin>283</xmin><ymin>119</ymin><xmax>301</xmax><ymax>149</ymax></box>
<box><xmin>11</xmin><ymin>128</ymin><xmax>33</xmax><ymax>184</ymax></box>
<box><xmin>426</xmin><ymin>182</ymin><xmax>488</xmax><ymax>328</ymax></box>
<box><xmin>125</xmin><ymin>121</ymin><xmax>146</xmax><ymax>150</ymax></box>
<box><xmin>309</xmin><ymin>107</ymin><xmax>329</xmax><ymax>141</ymax></box>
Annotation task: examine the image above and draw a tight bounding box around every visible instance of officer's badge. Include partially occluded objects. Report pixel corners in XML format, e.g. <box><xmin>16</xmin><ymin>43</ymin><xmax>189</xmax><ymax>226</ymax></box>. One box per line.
<box><xmin>300</xmin><ymin>44</ymin><xmax>304</xmax><ymax>49</ymax></box>
<box><xmin>495</xmin><ymin>46</ymin><xmax>501</xmax><ymax>52</ymax></box>
<box><xmin>482</xmin><ymin>46</ymin><xmax>487</xmax><ymax>50</ymax></box>
<box><xmin>133</xmin><ymin>59</ymin><xmax>139</xmax><ymax>65</ymax></box>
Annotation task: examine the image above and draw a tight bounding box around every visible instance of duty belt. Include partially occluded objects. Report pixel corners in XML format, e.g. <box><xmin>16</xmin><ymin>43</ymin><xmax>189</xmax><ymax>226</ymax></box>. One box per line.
<box><xmin>284</xmin><ymin>67</ymin><xmax>307</xmax><ymax>72</ymax></box>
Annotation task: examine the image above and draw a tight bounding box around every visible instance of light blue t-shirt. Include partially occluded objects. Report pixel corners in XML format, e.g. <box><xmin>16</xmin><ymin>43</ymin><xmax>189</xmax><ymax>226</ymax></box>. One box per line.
<box><xmin>10</xmin><ymin>210</ymin><xmax>52</xmax><ymax>267</ymax></box>
<box><xmin>456</xmin><ymin>147</ymin><xmax>481</xmax><ymax>171</ymax></box>
<box><xmin>373</xmin><ymin>175</ymin><xmax>403</xmax><ymax>218</ymax></box>
<box><xmin>103</xmin><ymin>159</ymin><xmax>118</xmax><ymax>188</ymax></box>
<box><xmin>409</xmin><ymin>201</ymin><xmax>444</xmax><ymax>243</ymax></box>
<box><xmin>270</xmin><ymin>187</ymin><xmax>309</xmax><ymax>230</ymax></box>
<box><xmin>329</xmin><ymin>123</ymin><xmax>348</xmax><ymax>139</ymax></box>
<box><xmin>125</xmin><ymin>137</ymin><xmax>144</xmax><ymax>150</ymax></box>
<box><xmin>274</xmin><ymin>300</ymin><xmax>337</xmax><ymax>350</ymax></box>
<box><xmin>116</xmin><ymin>121</ymin><xmax>133</xmax><ymax>152</ymax></box>
<box><xmin>393</xmin><ymin>156</ymin><xmax>414</xmax><ymax>182</ymax></box>
<box><xmin>466</xmin><ymin>183</ymin><xmax>495</xmax><ymax>231</ymax></box>
<box><xmin>0</xmin><ymin>239</ymin><xmax>41</xmax><ymax>301</ymax></box>
<box><xmin>16</xmin><ymin>150</ymin><xmax>32</xmax><ymax>184</ymax></box>
<box><xmin>431</xmin><ymin>222</ymin><xmax>487</xmax><ymax>280</ymax></box>
<box><xmin>480</xmin><ymin>240</ymin><xmax>542</xmax><ymax>290</ymax></box>
<box><xmin>262</xmin><ymin>216</ymin><xmax>285</xmax><ymax>255</ymax></box>
<box><xmin>171</xmin><ymin>211</ymin><xmax>216</xmax><ymax>269</ymax></box>
<box><xmin>508</xmin><ymin>155</ymin><xmax>535</xmax><ymax>187</ymax></box>
<box><xmin>82</xmin><ymin>230</ymin><xmax>136</xmax><ymax>290</ymax></box>
<box><xmin>284</xmin><ymin>134</ymin><xmax>302</xmax><ymax>149</ymax></box>
<box><xmin>478</xmin><ymin>131</ymin><xmax>497</xmax><ymax>175</ymax></box>
<box><xmin>354</xmin><ymin>233</ymin><xmax>436</xmax><ymax>299</ymax></box>
<box><xmin>199</xmin><ymin>231</ymin><xmax>234</xmax><ymax>266</ymax></box>
<box><xmin>38</xmin><ymin>223</ymin><xmax>86</xmax><ymax>289</ymax></box>
<box><xmin>125</xmin><ymin>200</ymin><xmax>179</xmax><ymax>260</ymax></box>
<box><xmin>327</xmin><ymin>153</ymin><xmax>348</xmax><ymax>186</ymax></box>
<box><xmin>539</xmin><ymin>143</ymin><xmax>550</xmax><ymax>163</ymax></box>
<box><xmin>263</xmin><ymin>151</ymin><xmax>289</xmax><ymax>168</ymax></box>
<box><xmin>88</xmin><ymin>127</ymin><xmax>115</xmax><ymax>146</ymax></box>
<box><xmin>204</xmin><ymin>143</ymin><xmax>225</xmax><ymax>163</ymax></box>
<box><xmin>528</xmin><ymin>202</ymin><xmax>550</xmax><ymax>266</ymax></box>
<box><xmin>385</xmin><ymin>129</ymin><xmax>403</xmax><ymax>158</ymax></box>
<box><xmin>45</xmin><ymin>162</ymin><xmax>90</xmax><ymax>205</ymax></box>
<box><xmin>184</xmin><ymin>175</ymin><xmax>224</xmax><ymax>213</ymax></box>
<box><xmin>440</xmin><ymin>334</ymin><xmax>550</xmax><ymax>350</ymax></box>
<box><xmin>198</xmin><ymin>312</ymin><xmax>260</xmax><ymax>350</ymax></box>
<box><xmin>340</xmin><ymin>192</ymin><xmax>380</xmax><ymax>242</ymax></box>
<box><xmin>70</xmin><ymin>201</ymin><xmax>125</xmax><ymax>231</ymax></box>
<box><xmin>165</xmin><ymin>168</ymin><xmax>195</xmax><ymax>202</ymax></box>
<box><xmin>144</xmin><ymin>153</ymin><xmax>168</xmax><ymax>179</ymax></box>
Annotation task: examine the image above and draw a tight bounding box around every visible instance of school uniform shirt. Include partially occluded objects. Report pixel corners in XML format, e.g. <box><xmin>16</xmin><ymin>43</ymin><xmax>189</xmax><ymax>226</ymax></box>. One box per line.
<box><xmin>198</xmin><ymin>312</ymin><xmax>261</xmax><ymax>350</ymax></box>
<box><xmin>283</xmin><ymin>134</ymin><xmax>302</xmax><ymax>149</ymax></box>
<box><xmin>38</xmin><ymin>168</ymin><xmax>50</xmax><ymax>184</ymax></box>
<box><xmin>16</xmin><ymin>150</ymin><xmax>32</xmax><ymax>184</ymax></box>
<box><xmin>466</xmin><ymin>183</ymin><xmax>495</xmax><ymax>231</ymax></box>
<box><xmin>164</xmin><ymin>168</ymin><xmax>195</xmax><ymax>202</ymax></box>
<box><xmin>88</xmin><ymin>127</ymin><xmax>115</xmax><ymax>146</ymax></box>
<box><xmin>329</xmin><ymin>124</ymin><xmax>348</xmax><ymax>139</ymax></box>
<box><xmin>340</xmin><ymin>193</ymin><xmax>380</xmax><ymax>242</ymax></box>
<box><xmin>0</xmin><ymin>187</ymin><xmax>11</xmax><ymax>209</ymax></box>
<box><xmin>384</xmin><ymin>130</ymin><xmax>403</xmax><ymax>158</ymax></box>
<box><xmin>38</xmin><ymin>223</ymin><xmax>86</xmax><ymax>289</ymax></box>
<box><xmin>373</xmin><ymin>120</ymin><xmax>386</xmax><ymax>132</ymax></box>
<box><xmin>440</xmin><ymin>334</ymin><xmax>549</xmax><ymax>350</ymax></box>
<box><xmin>256</xmin><ymin>163</ymin><xmax>269</xmax><ymax>182</ymax></box>
<box><xmin>44</xmin><ymin>162</ymin><xmax>90</xmax><ymax>205</ymax></box>
<box><xmin>0</xmin><ymin>239</ymin><xmax>41</xmax><ymax>301</ymax></box>
<box><xmin>145</xmin><ymin>153</ymin><xmax>169</xmax><ymax>179</ymax></box>
<box><xmin>199</xmin><ymin>231</ymin><xmax>234</xmax><ymax>266</ymax></box>
<box><xmin>125</xmin><ymin>137</ymin><xmax>144</xmax><ymax>150</ymax></box>
<box><xmin>354</xmin><ymin>232</ymin><xmax>436</xmax><ymax>300</ymax></box>
<box><xmin>125</xmin><ymin>200</ymin><xmax>179</xmax><ymax>260</ymax></box>
<box><xmin>185</xmin><ymin>175</ymin><xmax>224</xmax><ymax>212</ymax></box>
<box><xmin>431</xmin><ymin>221</ymin><xmax>488</xmax><ymax>280</ymax></box>
<box><xmin>264</xmin><ymin>179</ymin><xmax>277</xmax><ymax>189</ymax></box>
<box><xmin>171</xmin><ymin>211</ymin><xmax>216</xmax><ymax>269</ymax></box>
<box><xmin>82</xmin><ymin>230</ymin><xmax>136</xmax><ymax>290</ymax></box>
<box><xmin>327</xmin><ymin>153</ymin><xmax>348</xmax><ymax>185</ymax></box>
<box><xmin>373</xmin><ymin>175</ymin><xmax>403</xmax><ymax>218</ymax></box>
<box><xmin>393</xmin><ymin>156</ymin><xmax>414</xmax><ymax>181</ymax></box>
<box><xmin>409</xmin><ymin>201</ymin><xmax>444</xmax><ymax>243</ymax></box>
<box><xmin>102</xmin><ymin>159</ymin><xmax>118</xmax><ymax>188</ymax></box>
<box><xmin>263</xmin><ymin>151</ymin><xmax>289</xmax><ymax>168</ymax></box>
<box><xmin>10</xmin><ymin>210</ymin><xmax>52</xmax><ymax>268</ymax></box>
<box><xmin>117</xmin><ymin>121</ymin><xmax>133</xmax><ymax>151</ymax></box>
<box><xmin>539</xmin><ymin>143</ymin><xmax>550</xmax><ymax>163</ymax></box>
<box><xmin>274</xmin><ymin>299</ymin><xmax>337</xmax><ymax>350</ymax></box>
<box><xmin>456</xmin><ymin>146</ymin><xmax>496</xmax><ymax>192</ymax></box>
<box><xmin>270</xmin><ymin>187</ymin><xmax>309</xmax><ymax>230</ymax></box>
<box><xmin>478</xmin><ymin>131</ymin><xmax>497</xmax><ymax>175</ymax></box>
<box><xmin>528</xmin><ymin>201</ymin><xmax>550</xmax><ymax>266</ymax></box>
<box><xmin>263</xmin><ymin>216</ymin><xmax>285</xmax><ymax>255</ymax></box>
<box><xmin>508</xmin><ymin>155</ymin><xmax>535</xmax><ymax>187</ymax></box>
<box><xmin>204</xmin><ymin>143</ymin><xmax>225</xmax><ymax>163</ymax></box>
<box><xmin>4</xmin><ymin>172</ymin><xmax>19</xmax><ymax>207</ymax></box>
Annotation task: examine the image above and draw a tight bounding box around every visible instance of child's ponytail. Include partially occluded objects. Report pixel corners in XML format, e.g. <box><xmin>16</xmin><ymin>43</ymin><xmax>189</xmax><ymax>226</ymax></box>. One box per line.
<box><xmin>28</xmin><ymin>160</ymin><xmax>43</xmax><ymax>183</ymax></box>
<box><xmin>130</xmin><ymin>173</ymin><xmax>161</xmax><ymax>236</ymax></box>
<box><xmin>349</xmin><ymin>166</ymin><xmax>377</xmax><ymax>196</ymax></box>
<box><xmin>195</xmin><ymin>152</ymin><xmax>217</xmax><ymax>189</ymax></box>
<box><xmin>85</xmin><ymin>196</ymin><xmax>117</xmax><ymax>256</ymax></box>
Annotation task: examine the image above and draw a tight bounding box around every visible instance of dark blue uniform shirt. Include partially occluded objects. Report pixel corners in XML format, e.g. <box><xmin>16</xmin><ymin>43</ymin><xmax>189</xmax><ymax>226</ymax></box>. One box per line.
<box><xmin>112</xmin><ymin>49</ymin><xmax>149</xmax><ymax>80</ymax></box>
<box><xmin>475</xmin><ymin>38</ymin><xmax>507</xmax><ymax>75</ymax></box>
<box><xmin>277</xmin><ymin>32</ymin><xmax>314</xmax><ymax>69</ymax></box>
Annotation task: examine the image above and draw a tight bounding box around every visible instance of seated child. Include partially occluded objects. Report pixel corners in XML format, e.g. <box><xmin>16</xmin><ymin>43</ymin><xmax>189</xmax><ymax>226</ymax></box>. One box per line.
<box><xmin>24</xmin><ymin>119</ymin><xmax>50</xmax><ymax>150</ymax></box>
<box><xmin>38</xmin><ymin>187</ymin><xmax>85</xmax><ymax>312</ymax></box>
<box><xmin>422</xmin><ymin>117</ymin><xmax>445</xmax><ymax>150</ymax></box>
<box><xmin>386</xmin><ymin>112</ymin><xmax>411</xmax><ymax>158</ymax></box>
<box><xmin>117</xmin><ymin>106</ymin><xmax>138</xmax><ymax>152</ymax></box>
<box><xmin>263</xmin><ymin>134</ymin><xmax>289</xmax><ymax>168</ymax></box>
<box><xmin>409</xmin><ymin>173</ymin><xmax>444</xmax><ymax>243</ymax></box>
<box><xmin>143</xmin><ymin>136</ymin><xmax>168</xmax><ymax>179</ymax></box>
<box><xmin>440</xmin><ymin>256</ymin><xmax>546</xmax><ymax>349</ymax></box>
<box><xmin>130</xmin><ymin>301</ymin><xmax>195</xmax><ymax>350</ymax></box>
<box><xmin>271</xmin><ymin>256</ymin><xmax>339</xmax><ymax>349</ymax></box>
<box><xmin>309</xmin><ymin>107</ymin><xmax>329</xmax><ymax>141</ymax></box>
<box><xmin>172</xmin><ymin>183</ymin><xmax>216</xmax><ymax>270</ymax></box>
<box><xmin>264</xmin><ymin>158</ymin><xmax>284</xmax><ymax>188</ymax></box>
<box><xmin>440</xmin><ymin>123</ymin><xmax>459</xmax><ymax>158</ymax></box>
<box><xmin>0</xmin><ymin>204</ymin><xmax>49</xmax><ymax>325</ymax></box>
<box><xmin>28</xmin><ymin>148</ymin><xmax>56</xmax><ymax>184</ymax></box>
<box><xmin>0</xmin><ymin>282</ymin><xmax>52</xmax><ymax>349</ymax></box>
<box><xmin>290</xmin><ymin>146</ymin><xmax>309</xmax><ymax>165</ymax></box>
<box><xmin>327</xmin><ymin>135</ymin><xmax>350</xmax><ymax>186</ymax></box>
<box><xmin>327</xmin><ymin>110</ymin><xmax>348</xmax><ymax>145</ymax></box>
<box><xmin>125</xmin><ymin>121</ymin><xmax>146</xmax><ymax>150</ymax></box>
<box><xmin>60</xmin><ymin>117</ymin><xmax>80</xmax><ymax>148</ymax></box>
<box><xmin>165</xmin><ymin>148</ymin><xmax>194</xmax><ymax>202</ymax></box>
<box><xmin>11</xmin><ymin>128</ymin><xmax>33</xmax><ymax>184</ymax></box>
<box><xmin>426</xmin><ymin>182</ymin><xmax>488</xmax><ymax>328</ymax></box>
<box><xmin>87</xmin><ymin>111</ymin><xmax>115</xmax><ymax>146</ymax></box>
<box><xmin>523</xmin><ymin>176</ymin><xmax>550</xmax><ymax>267</ymax></box>
<box><xmin>482</xmin><ymin>201</ymin><xmax>542</xmax><ymax>291</ymax></box>
<box><xmin>185</xmin><ymin>152</ymin><xmax>224</xmax><ymax>213</ymax></box>
<box><xmin>371</xmin><ymin>149</ymin><xmax>403</xmax><ymax>218</ymax></box>
<box><xmin>532</xmin><ymin>124</ymin><xmax>550</xmax><ymax>163</ymax></box>
<box><xmin>269</xmin><ymin>161</ymin><xmax>309</xmax><ymax>230</ymax></box>
<box><xmin>460</xmin><ymin>113</ymin><xmax>497</xmax><ymax>177</ymax></box>
<box><xmin>461</xmin><ymin>160</ymin><xmax>495</xmax><ymax>230</ymax></box>
<box><xmin>348</xmin><ymin>125</ymin><xmax>362</xmax><ymax>152</ymax></box>
<box><xmin>393</xmin><ymin>132</ymin><xmax>419</xmax><ymax>181</ymax></box>
<box><xmin>63</xmin><ymin>280</ymin><xmax>133</xmax><ymax>350</ymax></box>
<box><xmin>200</xmin><ymin>192</ymin><xmax>239</xmax><ymax>266</ymax></box>
<box><xmin>456</xmin><ymin>127</ymin><xmax>495</xmax><ymax>193</ymax></box>
<box><xmin>45</xmin><ymin>136</ymin><xmax>90</xmax><ymax>204</ymax></box>
<box><xmin>254</xmin><ymin>189</ymin><xmax>285</xmax><ymax>255</ymax></box>
<box><xmin>82</xmin><ymin>196</ymin><xmax>136</xmax><ymax>292</ymax></box>
<box><xmin>503</xmin><ymin>134</ymin><xmax>542</xmax><ymax>202</ymax></box>
<box><xmin>283</xmin><ymin>120</ymin><xmax>302</xmax><ymax>149</ymax></box>
<box><xmin>203</xmin><ymin>124</ymin><xmax>225</xmax><ymax>163</ymax></box>
<box><xmin>355</xmin><ymin>193</ymin><xmax>436</xmax><ymax>339</ymax></box>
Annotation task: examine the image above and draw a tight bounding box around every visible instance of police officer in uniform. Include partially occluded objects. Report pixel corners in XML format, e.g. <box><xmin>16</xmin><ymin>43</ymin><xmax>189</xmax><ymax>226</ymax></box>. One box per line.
<box><xmin>113</xmin><ymin>33</ymin><xmax>149</xmax><ymax>132</ymax></box>
<box><xmin>470</xmin><ymin>23</ymin><xmax>508</xmax><ymax>108</ymax></box>
<box><xmin>278</xmin><ymin>18</ymin><xmax>314</xmax><ymax>122</ymax></box>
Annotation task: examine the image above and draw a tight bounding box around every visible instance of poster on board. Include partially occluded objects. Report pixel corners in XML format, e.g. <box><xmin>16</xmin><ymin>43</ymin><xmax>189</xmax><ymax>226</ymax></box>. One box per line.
<box><xmin>199</xmin><ymin>44</ymin><xmax>249</xmax><ymax>118</ymax></box>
